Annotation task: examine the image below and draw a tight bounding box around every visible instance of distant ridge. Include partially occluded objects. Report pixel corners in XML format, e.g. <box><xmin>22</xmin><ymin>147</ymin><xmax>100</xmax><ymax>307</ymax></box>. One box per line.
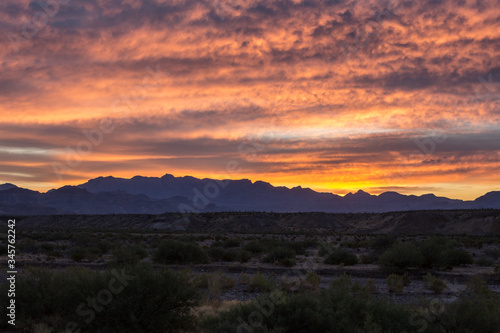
<box><xmin>0</xmin><ymin>183</ymin><xmax>17</xmax><ymax>191</ymax></box>
<box><xmin>0</xmin><ymin>173</ymin><xmax>499</xmax><ymax>215</ymax></box>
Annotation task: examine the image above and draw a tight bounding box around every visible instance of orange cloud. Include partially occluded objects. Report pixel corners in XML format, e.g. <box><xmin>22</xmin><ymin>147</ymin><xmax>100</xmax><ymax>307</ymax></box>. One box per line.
<box><xmin>0</xmin><ymin>0</ymin><xmax>499</xmax><ymax>199</ymax></box>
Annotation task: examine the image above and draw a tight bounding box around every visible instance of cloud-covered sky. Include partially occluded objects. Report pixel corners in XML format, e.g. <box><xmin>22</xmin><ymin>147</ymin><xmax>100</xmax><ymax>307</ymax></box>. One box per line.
<box><xmin>1</xmin><ymin>0</ymin><xmax>499</xmax><ymax>199</ymax></box>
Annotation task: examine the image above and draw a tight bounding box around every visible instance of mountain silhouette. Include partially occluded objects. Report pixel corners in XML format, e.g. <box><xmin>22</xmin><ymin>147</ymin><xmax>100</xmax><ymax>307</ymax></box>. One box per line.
<box><xmin>0</xmin><ymin>173</ymin><xmax>499</xmax><ymax>215</ymax></box>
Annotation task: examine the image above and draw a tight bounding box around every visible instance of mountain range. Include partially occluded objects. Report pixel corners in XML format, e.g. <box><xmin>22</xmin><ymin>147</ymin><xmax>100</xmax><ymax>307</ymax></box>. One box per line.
<box><xmin>0</xmin><ymin>173</ymin><xmax>499</xmax><ymax>215</ymax></box>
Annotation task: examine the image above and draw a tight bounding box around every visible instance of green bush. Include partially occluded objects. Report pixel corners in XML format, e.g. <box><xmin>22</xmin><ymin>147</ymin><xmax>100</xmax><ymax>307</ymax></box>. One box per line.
<box><xmin>369</xmin><ymin>235</ymin><xmax>397</xmax><ymax>251</ymax></box>
<box><xmin>423</xmin><ymin>273</ymin><xmax>447</xmax><ymax>294</ymax></box>
<box><xmin>324</xmin><ymin>249</ymin><xmax>358</xmax><ymax>266</ymax></box>
<box><xmin>201</xmin><ymin>271</ymin><xmax>237</xmax><ymax>301</ymax></box>
<box><xmin>378</xmin><ymin>243</ymin><xmax>424</xmax><ymax>273</ymax></box>
<box><xmin>441</xmin><ymin>248</ymin><xmax>473</xmax><ymax>268</ymax></box>
<box><xmin>0</xmin><ymin>265</ymin><xmax>199</xmax><ymax>332</ymax></box>
<box><xmin>69</xmin><ymin>246</ymin><xmax>87</xmax><ymax>262</ymax></box>
<box><xmin>202</xmin><ymin>275</ymin><xmax>415</xmax><ymax>333</ymax></box>
<box><xmin>238</xmin><ymin>272</ymin><xmax>251</xmax><ymax>285</ymax></box>
<box><xmin>366</xmin><ymin>279</ymin><xmax>378</xmax><ymax>294</ymax></box>
<box><xmin>283</xmin><ymin>241</ymin><xmax>307</xmax><ymax>255</ymax></box>
<box><xmin>433</xmin><ymin>277</ymin><xmax>500</xmax><ymax>333</ymax></box>
<box><xmin>386</xmin><ymin>274</ymin><xmax>405</xmax><ymax>294</ymax></box>
<box><xmin>153</xmin><ymin>240</ymin><xmax>209</xmax><ymax>264</ymax></box>
<box><xmin>208</xmin><ymin>247</ymin><xmax>237</xmax><ymax>262</ymax></box>
<box><xmin>360</xmin><ymin>252</ymin><xmax>379</xmax><ymax>264</ymax></box>
<box><xmin>249</xmin><ymin>272</ymin><xmax>276</xmax><ymax>292</ymax></box>
<box><xmin>191</xmin><ymin>273</ymin><xmax>210</xmax><ymax>288</ymax></box>
<box><xmin>207</xmin><ymin>247</ymin><xmax>252</xmax><ymax>263</ymax></box>
<box><xmin>243</xmin><ymin>240</ymin><xmax>265</xmax><ymax>254</ymax></box>
<box><xmin>263</xmin><ymin>247</ymin><xmax>296</xmax><ymax>267</ymax></box>
<box><xmin>418</xmin><ymin>236</ymin><xmax>455</xmax><ymax>268</ymax></box>
<box><xmin>304</xmin><ymin>272</ymin><xmax>321</xmax><ymax>290</ymax></box>
<box><xmin>317</xmin><ymin>242</ymin><xmax>331</xmax><ymax>257</ymax></box>
<box><xmin>111</xmin><ymin>245</ymin><xmax>147</xmax><ymax>266</ymax></box>
<box><xmin>416</xmin><ymin>237</ymin><xmax>472</xmax><ymax>270</ymax></box>
<box><xmin>223</xmin><ymin>238</ymin><xmax>241</xmax><ymax>248</ymax></box>
<box><xmin>238</xmin><ymin>249</ymin><xmax>252</xmax><ymax>263</ymax></box>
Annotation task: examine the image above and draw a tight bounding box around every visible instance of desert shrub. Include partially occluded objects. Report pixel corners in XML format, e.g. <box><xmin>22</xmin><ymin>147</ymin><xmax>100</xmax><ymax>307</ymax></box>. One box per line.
<box><xmin>191</xmin><ymin>273</ymin><xmax>210</xmax><ymax>288</ymax></box>
<box><xmin>249</xmin><ymin>272</ymin><xmax>276</xmax><ymax>292</ymax></box>
<box><xmin>418</xmin><ymin>236</ymin><xmax>454</xmax><ymax>268</ymax></box>
<box><xmin>206</xmin><ymin>271</ymin><xmax>236</xmax><ymax>301</ymax></box>
<box><xmin>207</xmin><ymin>247</ymin><xmax>252</xmax><ymax>263</ymax></box>
<box><xmin>69</xmin><ymin>246</ymin><xmax>87</xmax><ymax>262</ymax></box>
<box><xmin>238</xmin><ymin>273</ymin><xmax>251</xmax><ymax>285</ymax></box>
<box><xmin>210</xmin><ymin>240</ymin><xmax>223</xmax><ymax>248</ymax></box>
<box><xmin>415</xmin><ymin>236</ymin><xmax>474</xmax><ymax>270</ymax></box>
<box><xmin>366</xmin><ymin>279</ymin><xmax>378</xmax><ymax>294</ymax></box>
<box><xmin>378</xmin><ymin>243</ymin><xmax>424</xmax><ymax>273</ymax></box>
<box><xmin>111</xmin><ymin>245</ymin><xmax>147</xmax><ymax>266</ymax></box>
<box><xmin>369</xmin><ymin>235</ymin><xmax>397</xmax><ymax>251</ymax></box>
<box><xmin>360</xmin><ymin>252</ymin><xmax>379</xmax><ymax>264</ymax></box>
<box><xmin>208</xmin><ymin>247</ymin><xmax>238</xmax><ymax>262</ymax></box>
<box><xmin>441</xmin><ymin>248</ymin><xmax>473</xmax><ymax>268</ymax></box>
<box><xmin>283</xmin><ymin>241</ymin><xmax>307</xmax><ymax>255</ymax></box>
<box><xmin>304</xmin><ymin>272</ymin><xmax>321</xmax><ymax>290</ymax></box>
<box><xmin>280</xmin><ymin>275</ymin><xmax>300</xmax><ymax>291</ymax></box>
<box><xmin>243</xmin><ymin>240</ymin><xmax>265</xmax><ymax>254</ymax></box>
<box><xmin>423</xmin><ymin>273</ymin><xmax>447</xmax><ymax>294</ymax></box>
<box><xmin>433</xmin><ymin>277</ymin><xmax>500</xmax><ymax>333</ymax></box>
<box><xmin>18</xmin><ymin>238</ymin><xmax>39</xmax><ymax>253</ymax></box>
<box><xmin>40</xmin><ymin>243</ymin><xmax>54</xmax><ymax>252</ymax></box>
<box><xmin>238</xmin><ymin>249</ymin><xmax>252</xmax><ymax>263</ymax></box>
<box><xmin>263</xmin><ymin>247</ymin><xmax>296</xmax><ymax>267</ymax></box>
<box><xmin>0</xmin><ymin>265</ymin><xmax>199</xmax><ymax>332</ymax></box>
<box><xmin>386</xmin><ymin>274</ymin><xmax>405</xmax><ymax>294</ymax></box>
<box><xmin>201</xmin><ymin>277</ymin><xmax>415</xmax><ymax>333</ymax></box>
<box><xmin>223</xmin><ymin>238</ymin><xmax>241</xmax><ymax>248</ymax></box>
<box><xmin>324</xmin><ymin>249</ymin><xmax>358</xmax><ymax>266</ymax></box>
<box><xmin>154</xmin><ymin>239</ymin><xmax>209</xmax><ymax>264</ymax></box>
<box><xmin>317</xmin><ymin>243</ymin><xmax>332</xmax><ymax>257</ymax></box>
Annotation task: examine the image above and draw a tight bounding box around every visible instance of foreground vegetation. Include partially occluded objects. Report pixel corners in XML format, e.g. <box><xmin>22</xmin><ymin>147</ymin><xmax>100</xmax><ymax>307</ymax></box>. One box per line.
<box><xmin>1</xmin><ymin>264</ymin><xmax>499</xmax><ymax>332</ymax></box>
<box><xmin>0</xmin><ymin>228</ymin><xmax>499</xmax><ymax>332</ymax></box>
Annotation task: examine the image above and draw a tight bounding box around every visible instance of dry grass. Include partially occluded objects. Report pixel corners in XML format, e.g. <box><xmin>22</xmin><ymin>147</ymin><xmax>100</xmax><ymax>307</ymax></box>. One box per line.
<box><xmin>192</xmin><ymin>300</ymin><xmax>244</xmax><ymax>320</ymax></box>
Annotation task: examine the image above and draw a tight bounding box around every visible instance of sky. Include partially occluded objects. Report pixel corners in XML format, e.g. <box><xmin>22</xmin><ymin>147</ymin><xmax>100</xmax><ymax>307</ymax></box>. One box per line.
<box><xmin>0</xmin><ymin>0</ymin><xmax>499</xmax><ymax>200</ymax></box>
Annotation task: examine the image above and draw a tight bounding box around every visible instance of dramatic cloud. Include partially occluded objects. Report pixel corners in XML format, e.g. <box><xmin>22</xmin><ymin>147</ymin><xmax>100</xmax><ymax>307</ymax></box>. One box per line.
<box><xmin>0</xmin><ymin>0</ymin><xmax>499</xmax><ymax>199</ymax></box>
